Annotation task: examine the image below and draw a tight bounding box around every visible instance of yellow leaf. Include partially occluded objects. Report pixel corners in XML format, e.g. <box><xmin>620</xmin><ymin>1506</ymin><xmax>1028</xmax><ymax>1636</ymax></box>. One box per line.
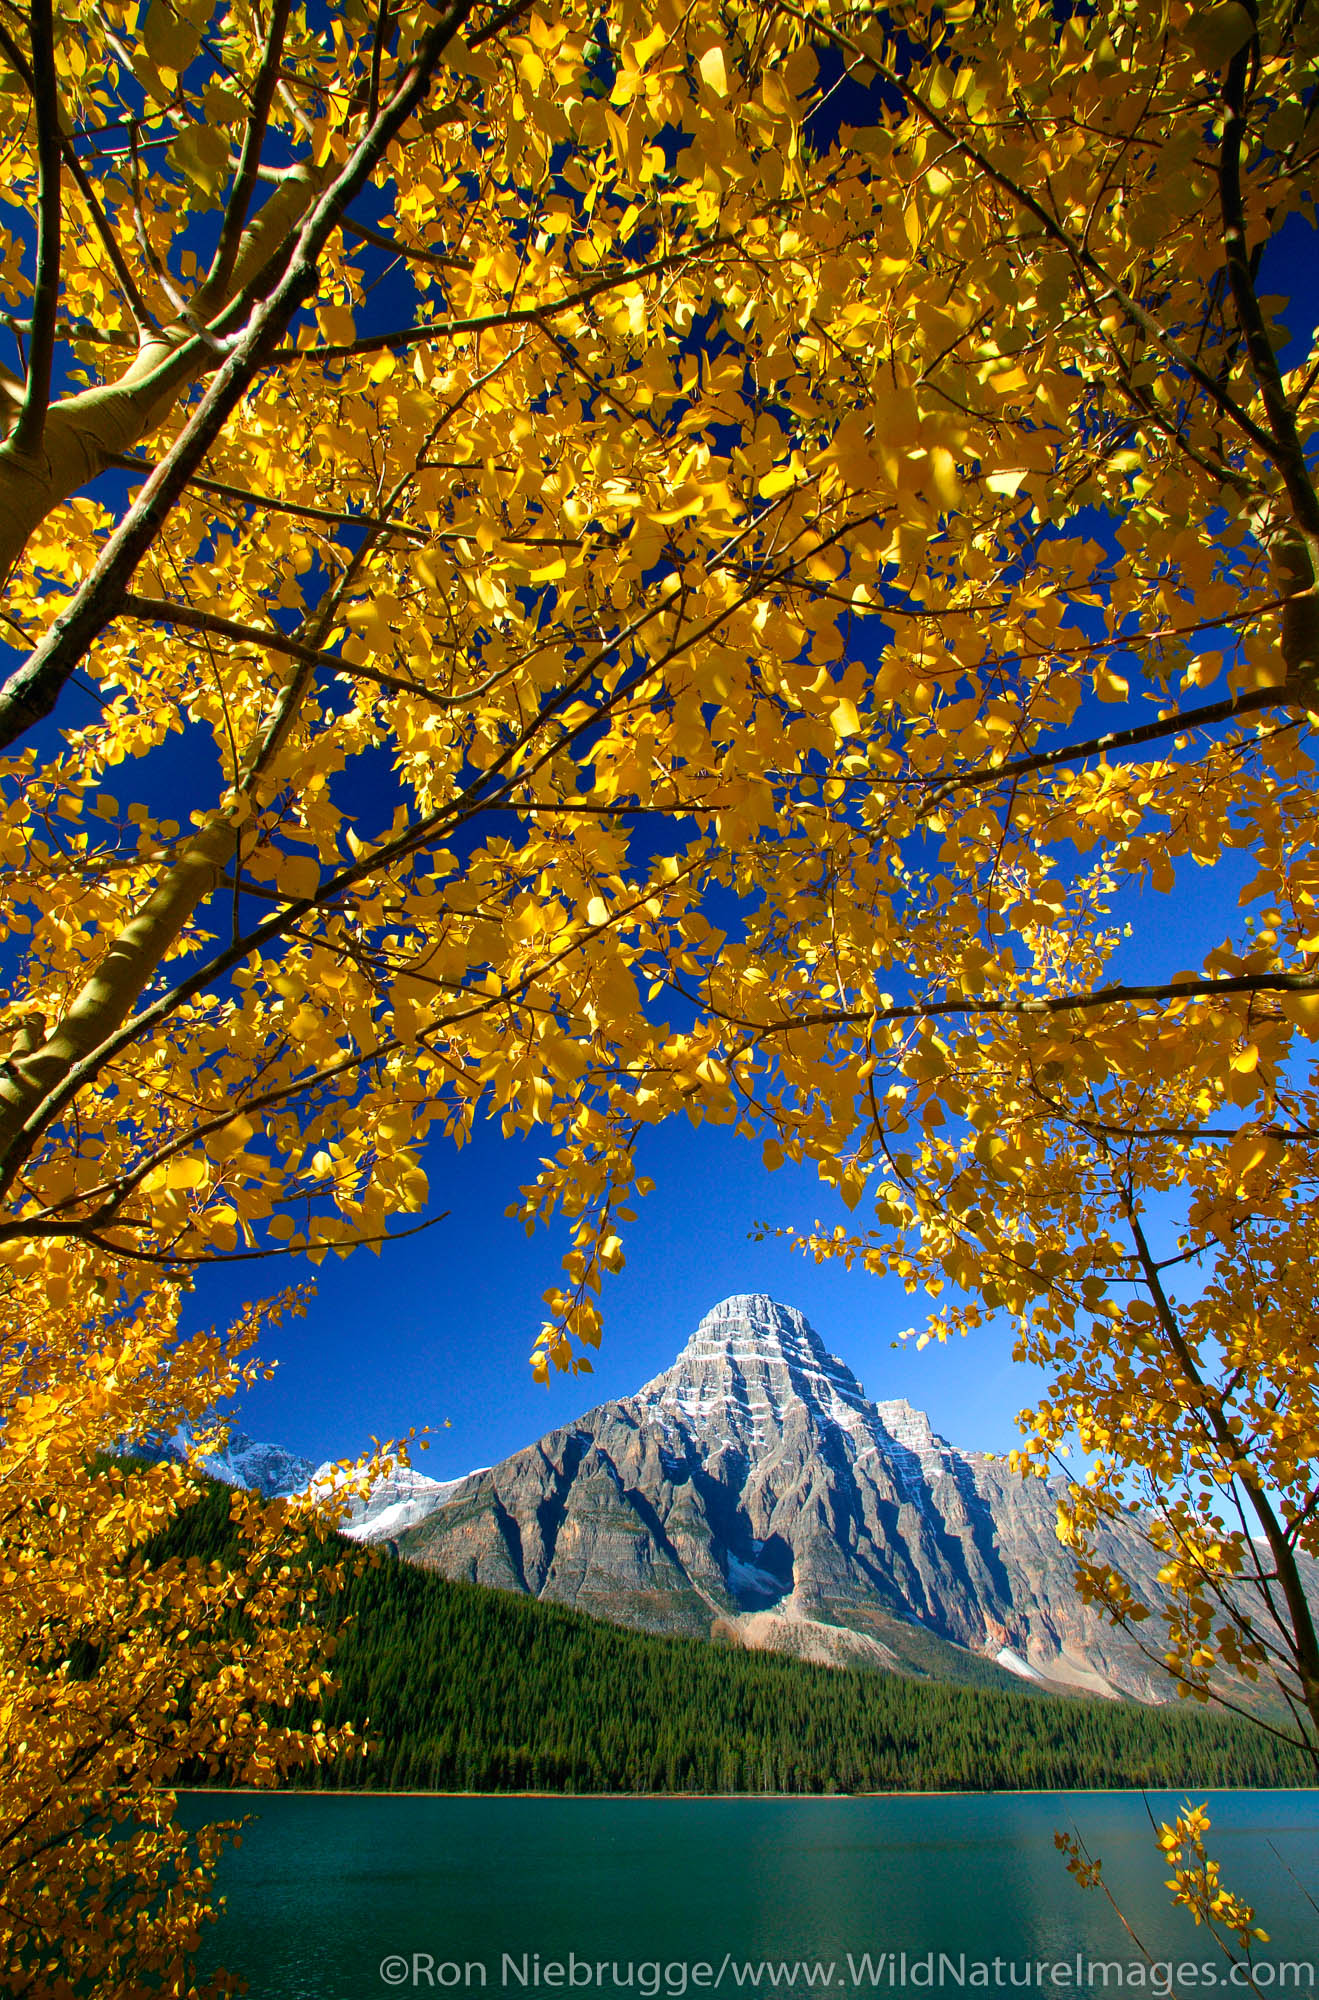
<box><xmin>1093</xmin><ymin>667</ymin><xmax>1129</xmax><ymax>703</ymax></box>
<box><xmin>698</xmin><ymin>47</ymin><xmax>729</xmax><ymax>96</ymax></box>
<box><xmin>631</xmin><ymin>26</ymin><xmax>667</xmax><ymax>66</ymax></box>
<box><xmin>278</xmin><ymin>853</ymin><xmax>321</xmax><ymax>902</ymax></box>
<box><xmin>1279</xmin><ymin>991</ymin><xmax>1319</xmax><ymax>1035</ymax></box>
<box><xmin>1188</xmin><ymin>2</ymin><xmax>1255</xmax><ymax>68</ymax></box>
<box><xmin>318</xmin><ymin>304</ymin><xmax>356</xmax><ymax>345</ymax></box>
<box><xmin>143</xmin><ymin>0</ymin><xmax>201</xmax><ymax>73</ymax></box>
<box><xmin>653</xmin><ymin>483</ymin><xmax>704</xmax><ymax>522</ymax></box>
<box><xmin>928</xmin><ymin>447</ymin><xmax>960</xmax><ymax>508</ymax></box>
<box><xmin>757</xmin><ymin>466</ymin><xmax>797</xmax><ymax>499</ymax></box>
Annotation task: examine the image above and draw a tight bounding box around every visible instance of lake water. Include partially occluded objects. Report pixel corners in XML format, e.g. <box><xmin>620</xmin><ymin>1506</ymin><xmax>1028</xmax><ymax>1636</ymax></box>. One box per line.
<box><xmin>182</xmin><ymin>1793</ymin><xmax>1319</xmax><ymax>2000</ymax></box>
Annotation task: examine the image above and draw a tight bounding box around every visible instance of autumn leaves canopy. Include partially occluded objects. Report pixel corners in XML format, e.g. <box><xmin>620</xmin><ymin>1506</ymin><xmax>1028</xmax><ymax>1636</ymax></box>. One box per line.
<box><xmin>1</xmin><ymin>0</ymin><xmax>1319</xmax><ymax>1980</ymax></box>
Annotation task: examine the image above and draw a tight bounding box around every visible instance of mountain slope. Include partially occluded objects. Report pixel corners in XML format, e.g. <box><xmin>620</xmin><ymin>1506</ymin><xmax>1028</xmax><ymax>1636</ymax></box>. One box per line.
<box><xmin>153</xmin><ymin>1477</ymin><xmax>1312</xmax><ymax>1794</ymax></box>
<box><xmin>393</xmin><ymin>1295</ymin><xmax>1172</xmax><ymax>1699</ymax></box>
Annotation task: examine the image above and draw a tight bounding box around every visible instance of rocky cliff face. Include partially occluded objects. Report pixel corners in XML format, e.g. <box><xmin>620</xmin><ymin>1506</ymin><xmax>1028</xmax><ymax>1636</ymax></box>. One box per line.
<box><xmin>394</xmin><ymin>1294</ymin><xmax>1175</xmax><ymax>1699</ymax></box>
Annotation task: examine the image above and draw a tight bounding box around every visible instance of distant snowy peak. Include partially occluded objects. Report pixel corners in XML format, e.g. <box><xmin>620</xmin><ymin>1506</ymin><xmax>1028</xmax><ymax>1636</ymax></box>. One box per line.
<box><xmin>124</xmin><ymin>1426</ymin><xmax>474</xmax><ymax>1533</ymax></box>
<box><xmin>316</xmin><ymin>1462</ymin><xmax>478</xmax><ymax>1543</ymax></box>
<box><xmin>126</xmin><ymin>1424</ymin><xmax>317</xmax><ymax>1500</ymax></box>
<box><xmin>196</xmin><ymin>1430</ymin><xmax>316</xmax><ymax>1500</ymax></box>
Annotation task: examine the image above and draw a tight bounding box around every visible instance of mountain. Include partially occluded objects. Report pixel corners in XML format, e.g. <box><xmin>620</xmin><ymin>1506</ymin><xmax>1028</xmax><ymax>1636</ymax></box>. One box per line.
<box><xmin>199</xmin><ymin>1429</ymin><xmax>317</xmax><ymax>1499</ymax></box>
<box><xmin>387</xmin><ymin>1294</ymin><xmax>1174</xmax><ymax>1701</ymax></box>
<box><xmin>324</xmin><ymin>1463</ymin><xmax>475</xmax><ymax>1539</ymax></box>
<box><xmin>152</xmin><ymin>1478</ymin><xmax>1313</xmax><ymax>1795</ymax></box>
<box><xmin>123</xmin><ymin>1424</ymin><xmax>317</xmax><ymax>1500</ymax></box>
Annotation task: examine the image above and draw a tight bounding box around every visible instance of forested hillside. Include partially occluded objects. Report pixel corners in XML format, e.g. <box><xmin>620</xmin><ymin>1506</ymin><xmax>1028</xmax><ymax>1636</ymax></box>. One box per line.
<box><xmin>156</xmin><ymin>1482</ymin><xmax>1313</xmax><ymax>1796</ymax></box>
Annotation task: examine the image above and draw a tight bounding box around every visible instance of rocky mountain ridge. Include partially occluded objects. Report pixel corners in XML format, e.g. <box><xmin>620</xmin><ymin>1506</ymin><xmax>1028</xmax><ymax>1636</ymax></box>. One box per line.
<box><xmin>389</xmin><ymin>1294</ymin><xmax>1174</xmax><ymax>1699</ymax></box>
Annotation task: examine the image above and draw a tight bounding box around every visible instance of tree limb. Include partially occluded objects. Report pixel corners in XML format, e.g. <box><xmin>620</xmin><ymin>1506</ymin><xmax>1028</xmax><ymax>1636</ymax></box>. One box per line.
<box><xmin>108</xmin><ymin>453</ymin><xmax>429</xmax><ymax>537</ymax></box>
<box><xmin>1126</xmin><ymin>1200</ymin><xmax>1319</xmax><ymax>1731</ymax></box>
<box><xmin>118</xmin><ymin>589</ymin><xmax>466</xmax><ymax>704</ymax></box>
<box><xmin>918</xmin><ymin>680</ymin><xmax>1301</xmax><ymax>816</ymax></box>
<box><xmin>10</xmin><ymin>0</ymin><xmax>62</xmax><ymax>460</ymax></box>
<box><xmin>194</xmin><ymin>0</ymin><xmax>294</xmax><ymax>316</ymax></box>
<box><xmin>272</xmin><ymin>246</ymin><xmax>714</xmax><ymax>359</ymax></box>
<box><xmin>1219</xmin><ymin>4</ymin><xmax>1319</xmax><ymax>691</ymax></box>
<box><xmin>340</xmin><ymin>213</ymin><xmax>470</xmax><ymax>270</ymax></box>
<box><xmin>799</xmin><ymin>4</ymin><xmax>1286</xmax><ymax>471</ymax></box>
<box><xmin>710</xmin><ymin>970</ymin><xmax>1319</xmax><ymax>1039</ymax></box>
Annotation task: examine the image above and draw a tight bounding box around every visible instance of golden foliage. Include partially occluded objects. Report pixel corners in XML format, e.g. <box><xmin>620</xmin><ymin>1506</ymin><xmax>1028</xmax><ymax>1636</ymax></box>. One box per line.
<box><xmin>0</xmin><ymin>0</ymin><xmax>1318</xmax><ymax>1979</ymax></box>
<box><xmin>0</xmin><ymin>1271</ymin><xmax>360</xmax><ymax>1994</ymax></box>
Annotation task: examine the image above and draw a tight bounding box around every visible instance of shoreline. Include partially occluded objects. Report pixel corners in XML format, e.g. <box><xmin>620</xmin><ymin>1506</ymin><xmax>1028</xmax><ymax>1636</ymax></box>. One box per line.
<box><xmin>177</xmin><ymin>1784</ymin><xmax>1317</xmax><ymax>1801</ymax></box>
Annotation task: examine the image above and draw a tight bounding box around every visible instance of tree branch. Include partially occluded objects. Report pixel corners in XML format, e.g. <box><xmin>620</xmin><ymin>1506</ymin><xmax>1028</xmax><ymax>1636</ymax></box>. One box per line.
<box><xmin>1219</xmin><ymin>4</ymin><xmax>1319</xmax><ymax>691</ymax></box>
<box><xmin>107</xmin><ymin>453</ymin><xmax>429</xmax><ymax>537</ymax></box>
<box><xmin>368</xmin><ymin>0</ymin><xmax>391</xmax><ymax>121</ymax></box>
<box><xmin>340</xmin><ymin>213</ymin><xmax>470</xmax><ymax>270</ymax></box>
<box><xmin>0</xmin><ymin>503</ymin><xmax>800</xmax><ymax>1193</ymax></box>
<box><xmin>57</xmin><ymin>141</ymin><xmax>156</xmax><ymax>337</ymax></box>
<box><xmin>1126</xmin><ymin>1200</ymin><xmax>1319</xmax><ymax>1731</ymax></box>
<box><xmin>0</xmin><ymin>12</ymin><xmax>156</xmax><ymax>340</ymax></box>
<box><xmin>713</xmin><ymin>970</ymin><xmax>1319</xmax><ymax>1039</ymax></box>
<box><xmin>117</xmin><ymin>589</ymin><xmax>466</xmax><ymax>704</ymax></box>
<box><xmin>195</xmin><ymin>0</ymin><xmax>294</xmax><ymax>316</ymax></box>
<box><xmin>918</xmin><ymin>680</ymin><xmax>1300</xmax><ymax>816</ymax></box>
<box><xmin>272</xmin><ymin>247</ymin><xmax>710</xmax><ymax>359</ymax></box>
<box><xmin>799</xmin><ymin>4</ymin><xmax>1285</xmax><ymax>471</ymax></box>
<box><xmin>10</xmin><ymin>0</ymin><xmax>61</xmax><ymax>459</ymax></box>
<box><xmin>41</xmin><ymin>1209</ymin><xmax>451</xmax><ymax>1265</ymax></box>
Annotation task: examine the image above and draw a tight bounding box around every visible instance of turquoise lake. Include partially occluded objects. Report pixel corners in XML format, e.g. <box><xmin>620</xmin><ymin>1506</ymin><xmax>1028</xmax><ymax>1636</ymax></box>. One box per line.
<box><xmin>182</xmin><ymin>1793</ymin><xmax>1319</xmax><ymax>2000</ymax></box>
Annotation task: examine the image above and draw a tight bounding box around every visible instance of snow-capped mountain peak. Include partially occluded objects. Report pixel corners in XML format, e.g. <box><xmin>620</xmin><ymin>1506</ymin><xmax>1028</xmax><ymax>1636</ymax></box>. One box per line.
<box><xmin>630</xmin><ymin>1293</ymin><xmax>956</xmax><ymax>1497</ymax></box>
<box><xmin>199</xmin><ymin>1429</ymin><xmax>317</xmax><ymax>1499</ymax></box>
<box><xmin>124</xmin><ymin>1424</ymin><xmax>317</xmax><ymax>1499</ymax></box>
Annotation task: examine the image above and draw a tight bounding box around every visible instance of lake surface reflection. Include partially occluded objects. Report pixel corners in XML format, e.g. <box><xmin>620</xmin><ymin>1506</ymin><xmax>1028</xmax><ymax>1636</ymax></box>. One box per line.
<box><xmin>181</xmin><ymin>1793</ymin><xmax>1319</xmax><ymax>2000</ymax></box>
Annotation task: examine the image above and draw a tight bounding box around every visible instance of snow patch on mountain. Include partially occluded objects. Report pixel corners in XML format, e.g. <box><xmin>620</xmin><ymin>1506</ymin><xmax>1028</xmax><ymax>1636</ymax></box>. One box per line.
<box><xmin>123</xmin><ymin>1424</ymin><xmax>317</xmax><ymax>1499</ymax></box>
<box><xmin>318</xmin><ymin>1463</ymin><xmax>480</xmax><ymax>1542</ymax></box>
<box><xmin>724</xmin><ymin>1551</ymin><xmax>788</xmax><ymax>1604</ymax></box>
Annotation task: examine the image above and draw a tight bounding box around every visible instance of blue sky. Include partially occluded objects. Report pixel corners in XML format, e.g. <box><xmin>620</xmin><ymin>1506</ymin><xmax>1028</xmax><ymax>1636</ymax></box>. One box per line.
<box><xmin>196</xmin><ymin>1112</ymin><xmax>1038</xmax><ymax>1476</ymax></box>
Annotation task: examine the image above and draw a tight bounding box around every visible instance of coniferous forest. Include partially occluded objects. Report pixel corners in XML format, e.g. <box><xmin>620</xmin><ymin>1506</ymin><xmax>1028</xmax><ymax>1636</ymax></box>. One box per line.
<box><xmin>158</xmin><ymin>1481</ymin><xmax>1314</xmax><ymax>1797</ymax></box>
